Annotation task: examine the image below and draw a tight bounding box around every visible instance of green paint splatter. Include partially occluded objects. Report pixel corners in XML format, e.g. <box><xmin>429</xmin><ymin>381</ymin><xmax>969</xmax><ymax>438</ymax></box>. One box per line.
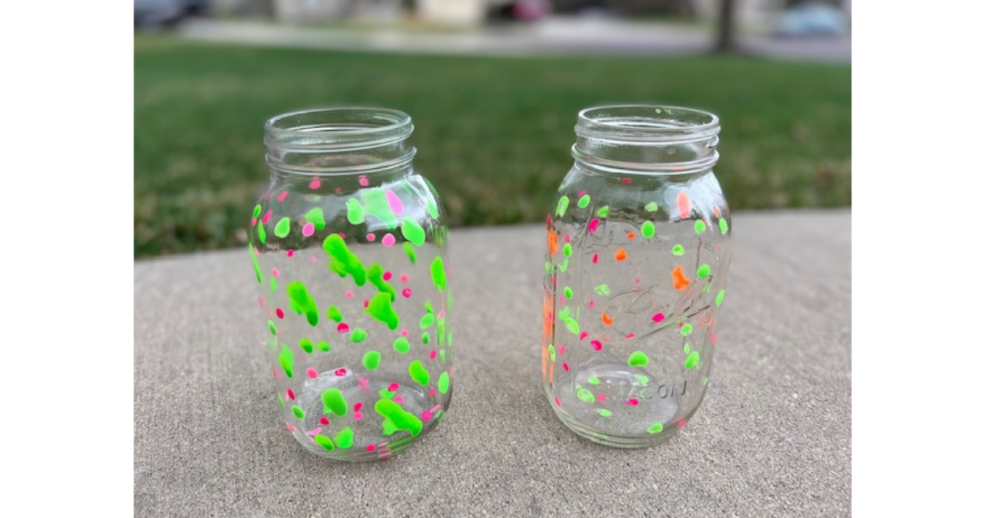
<box><xmin>253</xmin><ymin>204</ymin><xmax>262</xmax><ymax>218</ymax></box>
<box><xmin>420</xmin><ymin>313</ymin><xmax>435</xmax><ymax>329</ymax></box>
<box><xmin>257</xmin><ymin>222</ymin><xmax>266</xmax><ymax>244</ymax></box>
<box><xmin>565</xmin><ymin>318</ymin><xmax>579</xmax><ymax>334</ymax></box>
<box><xmin>362</xmin><ymin>188</ymin><xmax>398</xmax><ymax>229</ymax></box>
<box><xmin>322</xmin><ymin>388</ymin><xmax>348</xmax><ymax>416</ymax></box>
<box><xmin>315</xmin><ymin>434</ymin><xmax>334</xmax><ymax>451</ymax></box>
<box><xmin>641</xmin><ymin>221</ymin><xmax>655</xmax><ymax>238</ymax></box>
<box><xmin>393</xmin><ymin>337</ymin><xmax>410</xmax><ymax>354</ymax></box>
<box><xmin>268</xmin><ymin>320</ymin><xmax>277</xmax><ymax>336</ymax></box>
<box><xmin>578</xmin><ymin>195</ymin><xmax>591</xmax><ymax>208</ymax></box>
<box><xmin>588</xmin><ymin>376</ymin><xmax>600</xmax><ymax>385</ymax></box>
<box><xmin>362</xmin><ymin>351</ymin><xmax>381</xmax><ymax>370</ymax></box>
<box><xmin>375</xmin><ymin>399</ymin><xmax>423</xmax><ymax>437</ymax></box>
<box><xmin>279</xmin><ymin>343</ymin><xmax>294</xmax><ymax>378</ymax></box>
<box><xmin>425</xmin><ymin>300</ymin><xmax>434</xmax><ymax>314</ymax></box>
<box><xmin>697</xmin><ymin>264</ymin><xmax>711</xmax><ymax>278</ymax></box>
<box><xmin>286</xmin><ymin>281</ymin><xmax>320</xmax><ymax>327</ymax></box>
<box><xmin>563</xmin><ymin>243</ymin><xmax>572</xmax><ymax>257</ymax></box>
<box><xmin>683</xmin><ymin>343</ymin><xmax>691</xmax><ymax>354</ymax></box>
<box><xmin>379</xmin><ymin>388</ymin><xmax>396</xmax><ymax>399</ymax></box>
<box><xmin>437</xmin><ymin>314</ymin><xmax>446</xmax><ymax>339</ymax></box>
<box><xmin>427</xmin><ymin>200</ymin><xmax>439</xmax><ymax>220</ymax></box>
<box><xmin>685</xmin><ymin>351</ymin><xmax>700</xmax><ymax>369</ymax></box>
<box><xmin>278</xmin><ymin>393</ymin><xmax>284</xmax><ymax>408</ymax></box>
<box><xmin>334</xmin><ymin>427</ymin><xmax>354</xmax><ymax>449</ymax></box>
<box><xmin>401</xmin><ymin>218</ymin><xmax>426</xmax><ymax>246</ymax></box>
<box><xmin>694</xmin><ymin>220</ymin><xmax>707</xmax><ymax>234</ymax></box>
<box><xmin>292</xmin><ymin>405</ymin><xmax>304</xmax><ymax>419</ymax></box>
<box><xmin>366</xmin><ymin>292</ymin><xmax>399</xmax><ymax>330</ymax></box>
<box><xmin>304</xmin><ymin>207</ymin><xmax>326</xmax><ymax>231</ymax></box>
<box><xmin>558</xmin><ymin>258</ymin><xmax>569</xmax><ymax>272</ymax></box>
<box><xmin>719</xmin><ymin>218</ymin><xmax>729</xmax><ymax>235</ymax></box>
<box><xmin>318</xmin><ymin>341</ymin><xmax>330</xmax><ymax>352</ymax></box>
<box><xmin>597</xmin><ymin>409</ymin><xmax>613</xmax><ymax>418</ymax></box>
<box><xmin>249</xmin><ymin>244</ymin><xmax>262</xmax><ymax>283</ymax></box>
<box><xmin>647</xmin><ymin>423</ymin><xmax>664</xmax><ymax>434</ymax></box>
<box><xmin>403</xmin><ymin>242</ymin><xmax>418</xmax><ymax>264</ymax></box>
<box><xmin>577</xmin><ymin>388</ymin><xmax>595</xmax><ymax>403</ymax></box>
<box><xmin>564</xmin><ymin>287</ymin><xmax>574</xmax><ymax>299</ymax></box>
<box><xmin>327</xmin><ymin>305</ymin><xmax>342</xmax><ymax>322</ymax></box>
<box><xmin>438</xmin><ymin>371</ymin><xmax>450</xmax><ymax>394</ymax></box>
<box><xmin>322</xmin><ymin>234</ymin><xmax>367</xmax><ymax>286</ymax></box>
<box><xmin>636</xmin><ymin>374</ymin><xmax>650</xmax><ymax>386</ymax></box>
<box><xmin>431</xmin><ymin>256</ymin><xmax>447</xmax><ymax>292</ymax></box>
<box><xmin>680</xmin><ymin>323</ymin><xmax>693</xmax><ymax>336</ymax></box>
<box><xmin>716</xmin><ymin>289</ymin><xmax>726</xmax><ymax>307</ymax></box>
<box><xmin>350</xmin><ymin>329</ymin><xmax>367</xmax><ymax>343</ymax></box>
<box><xmin>544</xmin><ymin>261</ymin><xmax>552</xmax><ymax>274</ymax></box>
<box><xmin>409</xmin><ymin>361</ymin><xmax>430</xmax><ymax>386</ymax></box>
<box><xmin>548</xmin><ymin>344</ymin><xmax>556</xmax><ymax>362</ymax></box>
<box><xmin>594</xmin><ymin>284</ymin><xmax>610</xmax><ymax>296</ymax></box>
<box><xmin>270</xmin><ymin>277</ymin><xmax>277</xmax><ymax>293</ymax></box>
<box><xmin>555</xmin><ymin>196</ymin><xmax>569</xmax><ymax>217</ymax></box>
<box><xmin>421</xmin><ymin>332</ymin><xmax>430</xmax><ymax>344</ymax></box>
<box><xmin>299</xmin><ymin>338</ymin><xmax>313</xmax><ymax>354</ymax></box>
<box><xmin>645</xmin><ymin>202</ymin><xmax>658</xmax><ymax>212</ymax></box>
<box><xmin>672</xmin><ymin>244</ymin><xmax>685</xmax><ymax>256</ymax></box>
<box><xmin>346</xmin><ymin>198</ymin><xmax>365</xmax><ymax>225</ymax></box>
<box><xmin>274</xmin><ymin>217</ymin><xmax>291</xmax><ymax>238</ymax></box>
<box><xmin>367</xmin><ymin>263</ymin><xmax>398</xmax><ymax>300</ymax></box>
<box><xmin>628</xmin><ymin>351</ymin><xmax>649</xmax><ymax>367</ymax></box>
<box><xmin>596</xmin><ymin>206</ymin><xmax>609</xmax><ymax>218</ymax></box>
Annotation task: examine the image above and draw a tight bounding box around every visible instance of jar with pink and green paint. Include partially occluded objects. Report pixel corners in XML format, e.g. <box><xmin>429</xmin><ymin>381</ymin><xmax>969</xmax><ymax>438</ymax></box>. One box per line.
<box><xmin>248</xmin><ymin>107</ymin><xmax>453</xmax><ymax>461</ymax></box>
<box><xmin>542</xmin><ymin>105</ymin><xmax>731</xmax><ymax>448</ymax></box>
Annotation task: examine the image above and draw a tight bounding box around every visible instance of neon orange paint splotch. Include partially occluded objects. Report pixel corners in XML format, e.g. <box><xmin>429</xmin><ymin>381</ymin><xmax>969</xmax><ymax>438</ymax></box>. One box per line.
<box><xmin>672</xmin><ymin>265</ymin><xmax>691</xmax><ymax>290</ymax></box>
<box><xmin>548</xmin><ymin>228</ymin><xmax>558</xmax><ymax>256</ymax></box>
<box><xmin>677</xmin><ymin>191</ymin><xmax>692</xmax><ymax>218</ymax></box>
<box><xmin>601</xmin><ymin>312</ymin><xmax>615</xmax><ymax>326</ymax></box>
<box><xmin>615</xmin><ymin>248</ymin><xmax>628</xmax><ymax>261</ymax></box>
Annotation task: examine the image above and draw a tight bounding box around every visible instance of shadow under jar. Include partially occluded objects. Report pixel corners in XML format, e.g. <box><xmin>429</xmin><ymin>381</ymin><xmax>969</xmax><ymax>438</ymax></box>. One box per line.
<box><xmin>248</xmin><ymin>108</ymin><xmax>453</xmax><ymax>461</ymax></box>
<box><xmin>542</xmin><ymin>105</ymin><xmax>731</xmax><ymax>448</ymax></box>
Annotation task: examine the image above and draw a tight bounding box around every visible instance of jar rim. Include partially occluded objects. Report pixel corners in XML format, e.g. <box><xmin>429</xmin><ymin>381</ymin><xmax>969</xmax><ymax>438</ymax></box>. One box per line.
<box><xmin>576</xmin><ymin>104</ymin><xmax>720</xmax><ymax>143</ymax></box>
<box><xmin>264</xmin><ymin>107</ymin><xmax>414</xmax><ymax>150</ymax></box>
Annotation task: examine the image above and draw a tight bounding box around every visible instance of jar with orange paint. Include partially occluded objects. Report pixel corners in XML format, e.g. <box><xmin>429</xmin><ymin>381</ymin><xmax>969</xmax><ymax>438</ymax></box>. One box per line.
<box><xmin>541</xmin><ymin>105</ymin><xmax>731</xmax><ymax>448</ymax></box>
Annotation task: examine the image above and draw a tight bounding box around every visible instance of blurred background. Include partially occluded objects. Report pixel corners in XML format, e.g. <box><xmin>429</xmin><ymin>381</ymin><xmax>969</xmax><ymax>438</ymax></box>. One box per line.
<box><xmin>134</xmin><ymin>0</ymin><xmax>851</xmax><ymax>257</ymax></box>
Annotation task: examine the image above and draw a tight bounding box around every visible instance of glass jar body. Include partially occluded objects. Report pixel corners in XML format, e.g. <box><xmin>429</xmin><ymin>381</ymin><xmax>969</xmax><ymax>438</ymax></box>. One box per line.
<box><xmin>542</xmin><ymin>163</ymin><xmax>731</xmax><ymax>447</ymax></box>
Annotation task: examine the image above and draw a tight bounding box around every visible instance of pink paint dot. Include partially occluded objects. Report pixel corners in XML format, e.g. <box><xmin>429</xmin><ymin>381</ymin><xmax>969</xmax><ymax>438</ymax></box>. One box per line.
<box><xmin>382</xmin><ymin>271</ymin><xmax>392</xmax><ymax>281</ymax></box>
<box><xmin>592</xmin><ymin>253</ymin><xmax>599</xmax><ymax>264</ymax></box>
<box><xmin>588</xmin><ymin>218</ymin><xmax>600</xmax><ymax>233</ymax></box>
<box><xmin>302</xmin><ymin>222</ymin><xmax>315</xmax><ymax>237</ymax></box>
<box><xmin>562</xmin><ymin>362</ymin><xmax>570</xmax><ymax>372</ymax></box>
<box><xmin>635</xmin><ymin>278</ymin><xmax>641</xmax><ymax>284</ymax></box>
<box><xmin>306</xmin><ymin>367</ymin><xmax>318</xmax><ymax>379</ymax></box>
<box><xmin>402</xmin><ymin>288</ymin><xmax>412</xmax><ymax>298</ymax></box>
<box><xmin>309</xmin><ymin>178</ymin><xmax>321</xmax><ymax>189</ymax></box>
<box><xmin>363</xmin><ymin>300</ymin><xmax>370</xmax><ymax>308</ymax></box>
<box><xmin>678</xmin><ymin>418</ymin><xmax>687</xmax><ymax>429</ymax></box>
<box><xmin>277</xmin><ymin>191</ymin><xmax>289</xmax><ymax>202</ymax></box>
<box><xmin>335</xmin><ymin>187</ymin><xmax>342</xmax><ymax>193</ymax></box>
<box><xmin>366</xmin><ymin>233</ymin><xmax>376</xmax><ymax>242</ymax></box>
<box><xmin>366</xmin><ymin>444</ymin><xmax>376</xmax><ymax>452</ymax></box>
<box><xmin>381</xmin><ymin>233</ymin><xmax>396</xmax><ymax>247</ymax></box>
<box><xmin>554</xmin><ymin>397</ymin><xmax>561</xmax><ymax>408</ymax></box>
<box><xmin>354</xmin><ymin>412</ymin><xmax>364</xmax><ymax>420</ymax></box>
<box><xmin>287</xmin><ymin>249</ymin><xmax>294</xmax><ymax>257</ymax></box>
<box><xmin>677</xmin><ymin>191</ymin><xmax>692</xmax><ymax>218</ymax></box>
<box><xmin>716</xmin><ymin>245</ymin><xmax>723</xmax><ymax>252</ymax></box>
<box><xmin>334</xmin><ymin>368</ymin><xmax>347</xmax><ymax>377</ymax></box>
<box><xmin>310</xmin><ymin>256</ymin><xmax>317</xmax><ymax>263</ymax></box>
<box><xmin>591</xmin><ymin>340</ymin><xmax>603</xmax><ymax>351</ymax></box>
<box><xmin>626</xmin><ymin>398</ymin><xmax>639</xmax><ymax>406</ymax></box>
<box><xmin>710</xmin><ymin>332</ymin><xmax>718</xmax><ymax>345</ymax></box>
<box><xmin>564</xmin><ymin>235</ymin><xmax>571</xmax><ymax>243</ymax></box>
<box><xmin>354</xmin><ymin>402</ymin><xmax>364</xmax><ymax>411</ymax></box>
<box><xmin>386</xmin><ymin>189</ymin><xmax>404</xmax><ymax>215</ymax></box>
<box><xmin>337</xmin><ymin>323</ymin><xmax>349</xmax><ymax>333</ymax></box>
<box><xmin>345</xmin><ymin>291</ymin><xmax>354</xmax><ymax>299</ymax></box>
<box><xmin>271</xmin><ymin>268</ymin><xmax>280</xmax><ymax>277</ymax></box>
<box><xmin>652</xmin><ymin>313</ymin><xmax>665</xmax><ymax>323</ymax></box>
<box><xmin>578</xmin><ymin>190</ymin><xmax>587</xmax><ymax>197</ymax></box>
<box><xmin>275</xmin><ymin>308</ymin><xmax>285</xmax><ymax>319</ymax></box>
<box><xmin>259</xmin><ymin>295</ymin><xmax>267</xmax><ymax>308</ymax></box>
<box><xmin>579</xmin><ymin>331</ymin><xmax>589</xmax><ymax>341</ymax></box>
<box><xmin>429</xmin><ymin>388</ymin><xmax>438</xmax><ymax>397</ymax></box>
<box><xmin>285</xmin><ymin>422</ymin><xmax>295</xmax><ymax>433</ymax></box>
<box><xmin>320</xmin><ymin>416</ymin><xmax>330</xmax><ymax>425</ymax></box>
<box><xmin>262</xmin><ymin>210</ymin><xmax>272</xmax><ymax>224</ymax></box>
<box><xmin>400</xmin><ymin>274</ymin><xmax>409</xmax><ymax>283</ymax></box>
<box><xmin>387</xmin><ymin>383</ymin><xmax>399</xmax><ymax>393</ymax></box>
<box><xmin>678</xmin><ymin>322</ymin><xmax>685</xmax><ymax>328</ymax></box>
<box><xmin>401</xmin><ymin>330</ymin><xmax>409</xmax><ymax>337</ymax></box>
<box><xmin>338</xmin><ymin>232</ymin><xmax>346</xmax><ymax>238</ymax></box>
<box><xmin>620</xmin><ymin>178</ymin><xmax>632</xmax><ymax>184</ymax></box>
<box><xmin>421</xmin><ymin>411</ymin><xmax>433</xmax><ymax>421</ymax></box>
<box><xmin>393</xmin><ymin>396</ymin><xmax>405</xmax><ymax>403</ymax></box>
<box><xmin>625</xmin><ymin>333</ymin><xmax>636</xmax><ymax>339</ymax></box>
<box><xmin>359</xmin><ymin>175</ymin><xmax>369</xmax><ymax>187</ymax></box>
<box><xmin>557</xmin><ymin>344</ymin><xmax>565</xmax><ymax>355</ymax></box>
<box><xmin>588</xmin><ymin>300</ymin><xmax>596</xmax><ymax>310</ymax></box>
<box><xmin>430</xmin><ymin>350</ymin><xmax>438</xmax><ymax>360</ymax></box>
<box><xmin>286</xmin><ymin>389</ymin><xmax>296</xmax><ymax>400</ymax></box>
<box><xmin>250</xmin><ymin>217</ymin><xmax>257</xmax><ymax>226</ymax></box>
<box><xmin>559</xmin><ymin>295</ymin><xmax>566</xmax><ymax>306</ymax></box>
<box><xmin>597</xmin><ymin>394</ymin><xmax>606</xmax><ymax>402</ymax></box>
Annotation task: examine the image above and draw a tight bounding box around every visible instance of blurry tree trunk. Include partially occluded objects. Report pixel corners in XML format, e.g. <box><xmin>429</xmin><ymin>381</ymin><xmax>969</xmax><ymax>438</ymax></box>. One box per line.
<box><xmin>714</xmin><ymin>0</ymin><xmax>737</xmax><ymax>53</ymax></box>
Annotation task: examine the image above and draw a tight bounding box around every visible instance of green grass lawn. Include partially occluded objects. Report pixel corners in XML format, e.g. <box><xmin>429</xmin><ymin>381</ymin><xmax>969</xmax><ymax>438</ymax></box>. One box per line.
<box><xmin>134</xmin><ymin>37</ymin><xmax>850</xmax><ymax>257</ymax></box>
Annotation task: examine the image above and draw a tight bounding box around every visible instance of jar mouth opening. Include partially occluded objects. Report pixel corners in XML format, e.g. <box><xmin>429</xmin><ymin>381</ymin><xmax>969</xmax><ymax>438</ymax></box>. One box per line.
<box><xmin>264</xmin><ymin>107</ymin><xmax>414</xmax><ymax>151</ymax></box>
<box><xmin>576</xmin><ymin>105</ymin><xmax>720</xmax><ymax>143</ymax></box>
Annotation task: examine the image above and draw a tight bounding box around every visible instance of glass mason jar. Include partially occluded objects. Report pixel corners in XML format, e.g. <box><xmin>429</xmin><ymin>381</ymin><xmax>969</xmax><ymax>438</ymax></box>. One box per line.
<box><xmin>247</xmin><ymin>108</ymin><xmax>453</xmax><ymax>461</ymax></box>
<box><xmin>542</xmin><ymin>105</ymin><xmax>731</xmax><ymax>448</ymax></box>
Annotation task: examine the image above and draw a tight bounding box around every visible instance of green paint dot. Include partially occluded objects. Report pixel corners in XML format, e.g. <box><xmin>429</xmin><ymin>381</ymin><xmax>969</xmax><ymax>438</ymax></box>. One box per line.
<box><xmin>635</xmin><ymin>374</ymin><xmax>649</xmax><ymax>386</ymax></box>
<box><xmin>438</xmin><ymin>371</ymin><xmax>450</xmax><ymax>394</ymax></box>
<box><xmin>685</xmin><ymin>351</ymin><xmax>700</xmax><ymax>369</ymax></box>
<box><xmin>565</xmin><ymin>318</ymin><xmax>579</xmax><ymax>334</ymax></box>
<box><xmin>628</xmin><ymin>351</ymin><xmax>649</xmax><ymax>367</ymax></box>
<box><xmin>555</xmin><ymin>196</ymin><xmax>569</xmax><ymax>217</ymax></box>
<box><xmin>393</xmin><ymin>337</ymin><xmax>410</xmax><ymax>354</ymax></box>
<box><xmin>374</xmin><ymin>399</ymin><xmax>423</xmax><ymax>437</ymax></box>
<box><xmin>318</xmin><ymin>341</ymin><xmax>330</xmax><ymax>352</ymax></box>
<box><xmin>683</xmin><ymin>343</ymin><xmax>691</xmax><ymax>354</ymax></box>
<box><xmin>421</xmin><ymin>332</ymin><xmax>430</xmax><ymax>344</ymax></box>
<box><xmin>558</xmin><ymin>258</ymin><xmax>568</xmax><ymax>272</ymax></box>
<box><xmin>279</xmin><ymin>343</ymin><xmax>294</xmax><ymax>378</ymax></box>
<box><xmin>680</xmin><ymin>323</ymin><xmax>693</xmax><ymax>336</ymax></box>
<box><xmin>563</xmin><ymin>243</ymin><xmax>572</xmax><ymax>257</ymax></box>
<box><xmin>253</xmin><ymin>204</ymin><xmax>262</xmax><ymax>218</ymax></box>
<box><xmin>588</xmin><ymin>376</ymin><xmax>600</xmax><ymax>385</ymax></box>
<box><xmin>431</xmin><ymin>256</ymin><xmax>447</xmax><ymax>292</ymax></box>
<box><xmin>292</xmin><ymin>405</ymin><xmax>305</xmax><ymax>419</ymax></box>
<box><xmin>257</xmin><ymin>221</ymin><xmax>266</xmax><ymax>244</ymax></box>
<box><xmin>577</xmin><ymin>388</ymin><xmax>595</xmax><ymax>403</ymax></box>
<box><xmin>314</xmin><ymin>434</ymin><xmax>334</xmax><ymax>450</ymax></box>
<box><xmin>703</xmin><ymin>377</ymin><xmax>709</xmax><ymax>385</ymax></box>
<box><xmin>403</xmin><ymin>242</ymin><xmax>418</xmax><ymax>264</ymax></box>
<box><xmin>425</xmin><ymin>300</ymin><xmax>434</xmax><ymax>314</ymax></box>
<box><xmin>597</xmin><ymin>409</ymin><xmax>613</xmax><ymax>418</ymax></box>
<box><xmin>647</xmin><ymin>423</ymin><xmax>664</xmax><ymax>434</ymax></box>
<box><xmin>269</xmin><ymin>277</ymin><xmax>276</xmax><ymax>293</ymax></box>
<box><xmin>594</xmin><ymin>284</ymin><xmax>610</xmax><ymax>296</ymax></box>
<box><xmin>327</xmin><ymin>305</ymin><xmax>342</xmax><ymax>322</ymax></box>
<box><xmin>409</xmin><ymin>361</ymin><xmax>430</xmax><ymax>386</ymax></box>
<box><xmin>694</xmin><ymin>220</ymin><xmax>707</xmax><ymax>234</ymax></box>
<box><xmin>402</xmin><ymin>218</ymin><xmax>426</xmax><ymax>246</ymax></box>
<box><xmin>548</xmin><ymin>344</ymin><xmax>556</xmax><ymax>362</ymax></box>
<box><xmin>716</xmin><ymin>289</ymin><xmax>726</xmax><ymax>307</ymax></box>
<box><xmin>249</xmin><ymin>244</ymin><xmax>262</xmax><ymax>283</ymax></box>
<box><xmin>366</xmin><ymin>292</ymin><xmax>399</xmax><ymax>330</ymax></box>
<box><xmin>274</xmin><ymin>217</ymin><xmax>291</xmax><ymax>238</ymax></box>
<box><xmin>672</xmin><ymin>244</ymin><xmax>685</xmax><ymax>256</ymax></box>
<box><xmin>420</xmin><ymin>313</ymin><xmax>435</xmax><ymax>329</ymax></box>
<box><xmin>323</xmin><ymin>234</ymin><xmax>367</xmax><ymax>286</ymax></box>
<box><xmin>322</xmin><ymin>388</ymin><xmax>347</xmax><ymax>416</ymax></box>
<box><xmin>719</xmin><ymin>218</ymin><xmax>729</xmax><ymax>235</ymax></box>
<box><xmin>334</xmin><ymin>427</ymin><xmax>354</xmax><ymax>449</ymax></box>
<box><xmin>287</xmin><ymin>281</ymin><xmax>320</xmax><ymax>327</ymax></box>
<box><xmin>379</xmin><ymin>388</ymin><xmax>395</xmax><ymax>399</ymax></box>
<box><xmin>268</xmin><ymin>320</ymin><xmax>277</xmax><ymax>336</ymax></box>
<box><xmin>350</xmin><ymin>329</ymin><xmax>367</xmax><ymax>343</ymax></box>
<box><xmin>564</xmin><ymin>287</ymin><xmax>574</xmax><ymax>299</ymax></box>
<box><xmin>304</xmin><ymin>207</ymin><xmax>326</xmax><ymax>231</ymax></box>
<box><xmin>278</xmin><ymin>393</ymin><xmax>284</xmax><ymax>408</ymax></box>
<box><xmin>362</xmin><ymin>351</ymin><xmax>381</xmax><ymax>370</ymax></box>
<box><xmin>645</xmin><ymin>202</ymin><xmax>658</xmax><ymax>212</ymax></box>
<box><xmin>578</xmin><ymin>195</ymin><xmax>591</xmax><ymax>208</ymax></box>
<box><xmin>367</xmin><ymin>263</ymin><xmax>396</xmax><ymax>301</ymax></box>
<box><xmin>641</xmin><ymin>221</ymin><xmax>655</xmax><ymax>238</ymax></box>
<box><xmin>697</xmin><ymin>264</ymin><xmax>711</xmax><ymax>278</ymax></box>
<box><xmin>346</xmin><ymin>198</ymin><xmax>365</xmax><ymax>225</ymax></box>
<box><xmin>427</xmin><ymin>201</ymin><xmax>439</xmax><ymax>220</ymax></box>
<box><xmin>362</xmin><ymin>188</ymin><xmax>398</xmax><ymax>229</ymax></box>
<box><xmin>299</xmin><ymin>338</ymin><xmax>313</xmax><ymax>354</ymax></box>
<box><xmin>596</xmin><ymin>206</ymin><xmax>609</xmax><ymax>218</ymax></box>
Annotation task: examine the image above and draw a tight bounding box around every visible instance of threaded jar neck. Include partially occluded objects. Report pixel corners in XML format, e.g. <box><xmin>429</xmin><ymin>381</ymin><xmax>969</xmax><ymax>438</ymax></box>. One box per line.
<box><xmin>572</xmin><ymin>105</ymin><xmax>720</xmax><ymax>175</ymax></box>
<box><xmin>264</xmin><ymin>107</ymin><xmax>416</xmax><ymax>175</ymax></box>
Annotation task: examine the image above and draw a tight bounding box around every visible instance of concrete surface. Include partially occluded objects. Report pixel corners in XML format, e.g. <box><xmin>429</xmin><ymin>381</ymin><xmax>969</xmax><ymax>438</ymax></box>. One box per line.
<box><xmin>134</xmin><ymin>210</ymin><xmax>851</xmax><ymax>517</ymax></box>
